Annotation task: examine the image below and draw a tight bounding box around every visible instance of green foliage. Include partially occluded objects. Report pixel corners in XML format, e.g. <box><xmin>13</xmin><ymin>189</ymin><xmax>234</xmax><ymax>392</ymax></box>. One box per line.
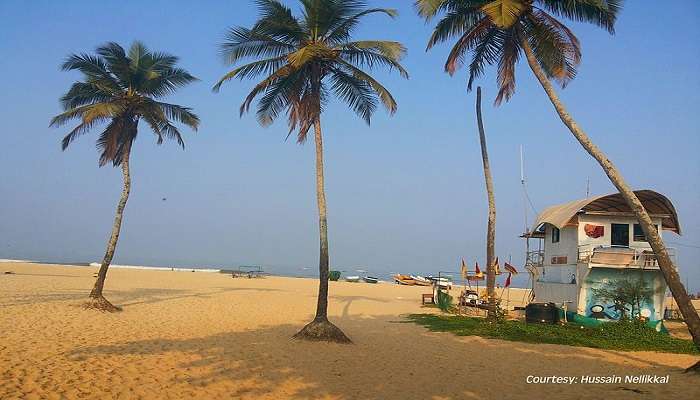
<box><xmin>214</xmin><ymin>0</ymin><xmax>408</xmax><ymax>142</ymax></box>
<box><xmin>417</xmin><ymin>0</ymin><xmax>621</xmax><ymax>104</ymax></box>
<box><xmin>51</xmin><ymin>41</ymin><xmax>199</xmax><ymax>166</ymax></box>
<box><xmin>437</xmin><ymin>290</ymin><xmax>453</xmax><ymax>312</ymax></box>
<box><xmin>328</xmin><ymin>270</ymin><xmax>341</xmax><ymax>281</ymax></box>
<box><xmin>406</xmin><ymin>314</ymin><xmax>699</xmax><ymax>355</ymax></box>
<box><xmin>592</xmin><ymin>277</ymin><xmax>658</xmax><ymax>320</ymax></box>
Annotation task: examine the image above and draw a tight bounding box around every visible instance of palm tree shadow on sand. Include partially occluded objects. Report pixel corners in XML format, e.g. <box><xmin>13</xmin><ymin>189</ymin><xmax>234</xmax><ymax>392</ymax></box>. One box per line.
<box><xmin>65</xmin><ymin>315</ymin><xmax>698</xmax><ymax>400</ymax></box>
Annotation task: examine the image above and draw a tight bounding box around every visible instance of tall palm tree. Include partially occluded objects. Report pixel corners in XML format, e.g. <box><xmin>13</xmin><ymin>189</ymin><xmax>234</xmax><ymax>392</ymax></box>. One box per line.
<box><xmin>214</xmin><ymin>0</ymin><xmax>408</xmax><ymax>343</ymax></box>
<box><xmin>416</xmin><ymin>0</ymin><xmax>700</xmax><ymax>359</ymax></box>
<box><xmin>50</xmin><ymin>41</ymin><xmax>199</xmax><ymax>311</ymax></box>
<box><xmin>475</xmin><ymin>86</ymin><xmax>497</xmax><ymax>320</ymax></box>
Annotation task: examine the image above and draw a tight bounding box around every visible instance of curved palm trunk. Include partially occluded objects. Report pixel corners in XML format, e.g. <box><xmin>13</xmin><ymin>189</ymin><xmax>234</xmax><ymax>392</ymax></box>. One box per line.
<box><xmin>475</xmin><ymin>87</ymin><xmax>497</xmax><ymax>320</ymax></box>
<box><xmin>85</xmin><ymin>142</ymin><xmax>132</xmax><ymax>312</ymax></box>
<box><xmin>521</xmin><ymin>39</ymin><xmax>700</xmax><ymax>362</ymax></box>
<box><xmin>293</xmin><ymin>117</ymin><xmax>351</xmax><ymax>343</ymax></box>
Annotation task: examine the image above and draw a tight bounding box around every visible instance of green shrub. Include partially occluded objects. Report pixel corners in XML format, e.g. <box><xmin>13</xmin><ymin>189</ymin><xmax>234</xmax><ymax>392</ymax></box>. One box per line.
<box><xmin>328</xmin><ymin>270</ymin><xmax>341</xmax><ymax>281</ymax></box>
<box><xmin>437</xmin><ymin>290</ymin><xmax>453</xmax><ymax>312</ymax></box>
<box><xmin>405</xmin><ymin>314</ymin><xmax>698</xmax><ymax>354</ymax></box>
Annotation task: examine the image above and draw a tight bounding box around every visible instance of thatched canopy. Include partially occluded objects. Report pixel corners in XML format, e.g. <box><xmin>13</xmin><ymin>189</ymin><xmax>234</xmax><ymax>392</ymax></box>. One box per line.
<box><xmin>532</xmin><ymin>190</ymin><xmax>681</xmax><ymax>235</ymax></box>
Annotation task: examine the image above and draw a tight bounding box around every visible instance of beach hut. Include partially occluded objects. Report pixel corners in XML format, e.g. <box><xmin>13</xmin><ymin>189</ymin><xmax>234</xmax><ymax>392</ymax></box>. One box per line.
<box><xmin>521</xmin><ymin>190</ymin><xmax>680</xmax><ymax>322</ymax></box>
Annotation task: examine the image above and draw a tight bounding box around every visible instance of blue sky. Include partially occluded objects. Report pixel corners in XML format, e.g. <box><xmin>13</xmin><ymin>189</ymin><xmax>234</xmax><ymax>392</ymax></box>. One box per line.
<box><xmin>1</xmin><ymin>1</ymin><xmax>699</xmax><ymax>290</ymax></box>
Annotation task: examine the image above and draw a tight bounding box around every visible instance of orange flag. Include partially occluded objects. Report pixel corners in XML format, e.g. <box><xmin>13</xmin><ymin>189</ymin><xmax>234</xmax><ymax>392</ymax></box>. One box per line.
<box><xmin>475</xmin><ymin>261</ymin><xmax>481</xmax><ymax>275</ymax></box>
<box><xmin>460</xmin><ymin>258</ymin><xmax>468</xmax><ymax>279</ymax></box>
<box><xmin>493</xmin><ymin>256</ymin><xmax>501</xmax><ymax>275</ymax></box>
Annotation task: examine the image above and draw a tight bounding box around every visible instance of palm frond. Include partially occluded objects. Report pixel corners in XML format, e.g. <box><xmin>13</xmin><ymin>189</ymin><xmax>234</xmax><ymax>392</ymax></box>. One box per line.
<box><xmin>425</xmin><ymin>3</ymin><xmax>486</xmax><ymax>50</ymax></box>
<box><xmin>220</xmin><ymin>27</ymin><xmax>297</xmax><ymax>65</ymax></box>
<box><xmin>444</xmin><ymin>17</ymin><xmax>492</xmax><ymax>75</ymax></box>
<box><xmin>535</xmin><ymin>0</ymin><xmax>621</xmax><ymax>33</ymax></box>
<box><xmin>494</xmin><ymin>27</ymin><xmax>521</xmax><ymax>104</ymax></box>
<box><xmin>524</xmin><ymin>12</ymin><xmax>580</xmax><ymax>87</ymax></box>
<box><xmin>213</xmin><ymin>56</ymin><xmax>289</xmax><ymax>93</ymax></box>
<box><xmin>96</xmin><ymin>117</ymin><xmax>134</xmax><ymax>167</ymax></box>
<box><xmin>337</xmin><ymin>46</ymin><xmax>409</xmax><ymax>78</ymax></box>
<box><xmin>329</xmin><ymin>67</ymin><xmax>377</xmax><ymax>124</ymax></box>
<box><xmin>466</xmin><ymin>27</ymin><xmax>503</xmax><ymax>91</ymax></box>
<box><xmin>325</xmin><ymin>8</ymin><xmax>398</xmax><ymax>45</ymax></box>
<box><xmin>336</xmin><ymin>60</ymin><xmax>398</xmax><ymax>114</ymax></box>
<box><xmin>253</xmin><ymin>0</ymin><xmax>306</xmax><ymax>44</ymax></box>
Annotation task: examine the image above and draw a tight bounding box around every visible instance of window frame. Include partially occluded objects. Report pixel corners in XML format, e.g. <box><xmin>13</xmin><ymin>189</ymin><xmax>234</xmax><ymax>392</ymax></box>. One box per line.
<box><xmin>551</xmin><ymin>227</ymin><xmax>560</xmax><ymax>243</ymax></box>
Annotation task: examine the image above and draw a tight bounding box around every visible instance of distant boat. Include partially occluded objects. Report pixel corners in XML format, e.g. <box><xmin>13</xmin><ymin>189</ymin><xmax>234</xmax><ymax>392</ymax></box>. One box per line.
<box><xmin>345</xmin><ymin>276</ymin><xmax>360</xmax><ymax>282</ymax></box>
<box><xmin>393</xmin><ymin>274</ymin><xmax>415</xmax><ymax>285</ymax></box>
<box><xmin>427</xmin><ymin>276</ymin><xmax>453</xmax><ymax>289</ymax></box>
<box><xmin>410</xmin><ymin>275</ymin><xmax>431</xmax><ymax>286</ymax></box>
<box><xmin>363</xmin><ymin>276</ymin><xmax>378</xmax><ymax>284</ymax></box>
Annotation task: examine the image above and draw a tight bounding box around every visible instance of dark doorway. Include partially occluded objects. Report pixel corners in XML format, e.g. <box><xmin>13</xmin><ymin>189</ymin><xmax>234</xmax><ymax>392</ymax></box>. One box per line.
<box><xmin>611</xmin><ymin>223</ymin><xmax>629</xmax><ymax>247</ymax></box>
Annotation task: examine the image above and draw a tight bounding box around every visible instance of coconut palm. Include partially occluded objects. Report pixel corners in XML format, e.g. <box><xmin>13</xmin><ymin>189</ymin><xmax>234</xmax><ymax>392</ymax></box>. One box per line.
<box><xmin>214</xmin><ymin>0</ymin><xmax>408</xmax><ymax>342</ymax></box>
<box><xmin>50</xmin><ymin>41</ymin><xmax>199</xmax><ymax>311</ymax></box>
<box><xmin>416</xmin><ymin>0</ymin><xmax>700</xmax><ymax>359</ymax></box>
<box><xmin>475</xmin><ymin>86</ymin><xmax>497</xmax><ymax>319</ymax></box>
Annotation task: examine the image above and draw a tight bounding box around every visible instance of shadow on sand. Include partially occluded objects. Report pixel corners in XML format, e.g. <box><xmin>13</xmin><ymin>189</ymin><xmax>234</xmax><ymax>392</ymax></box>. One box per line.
<box><xmin>65</xmin><ymin>314</ymin><xmax>699</xmax><ymax>400</ymax></box>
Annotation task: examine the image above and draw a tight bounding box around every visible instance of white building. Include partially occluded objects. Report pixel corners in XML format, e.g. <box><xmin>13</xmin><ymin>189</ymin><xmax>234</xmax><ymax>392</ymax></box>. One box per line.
<box><xmin>522</xmin><ymin>190</ymin><xmax>680</xmax><ymax>321</ymax></box>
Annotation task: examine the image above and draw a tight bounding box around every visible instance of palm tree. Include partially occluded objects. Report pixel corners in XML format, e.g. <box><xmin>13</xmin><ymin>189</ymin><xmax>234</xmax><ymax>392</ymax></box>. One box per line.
<box><xmin>50</xmin><ymin>41</ymin><xmax>199</xmax><ymax>311</ymax></box>
<box><xmin>214</xmin><ymin>0</ymin><xmax>408</xmax><ymax>343</ymax></box>
<box><xmin>416</xmin><ymin>0</ymin><xmax>700</xmax><ymax>359</ymax></box>
<box><xmin>475</xmin><ymin>86</ymin><xmax>497</xmax><ymax>320</ymax></box>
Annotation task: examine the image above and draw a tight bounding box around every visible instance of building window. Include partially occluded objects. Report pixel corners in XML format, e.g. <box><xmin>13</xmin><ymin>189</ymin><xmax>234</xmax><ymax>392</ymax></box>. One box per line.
<box><xmin>611</xmin><ymin>223</ymin><xmax>630</xmax><ymax>247</ymax></box>
<box><xmin>634</xmin><ymin>224</ymin><xmax>660</xmax><ymax>242</ymax></box>
<box><xmin>552</xmin><ymin>227</ymin><xmax>560</xmax><ymax>243</ymax></box>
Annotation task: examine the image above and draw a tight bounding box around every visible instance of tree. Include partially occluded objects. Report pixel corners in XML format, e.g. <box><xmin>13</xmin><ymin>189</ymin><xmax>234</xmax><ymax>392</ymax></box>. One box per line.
<box><xmin>415</xmin><ymin>0</ymin><xmax>700</xmax><ymax>364</ymax></box>
<box><xmin>50</xmin><ymin>42</ymin><xmax>199</xmax><ymax>311</ymax></box>
<box><xmin>214</xmin><ymin>0</ymin><xmax>408</xmax><ymax>343</ymax></box>
<box><xmin>592</xmin><ymin>276</ymin><xmax>657</xmax><ymax>321</ymax></box>
<box><xmin>475</xmin><ymin>87</ymin><xmax>497</xmax><ymax>320</ymax></box>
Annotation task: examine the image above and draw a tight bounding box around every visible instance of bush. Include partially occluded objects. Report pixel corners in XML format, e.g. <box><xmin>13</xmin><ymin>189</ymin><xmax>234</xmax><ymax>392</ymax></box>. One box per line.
<box><xmin>405</xmin><ymin>314</ymin><xmax>699</xmax><ymax>354</ymax></box>
<box><xmin>437</xmin><ymin>290</ymin><xmax>453</xmax><ymax>312</ymax></box>
<box><xmin>328</xmin><ymin>270</ymin><xmax>341</xmax><ymax>281</ymax></box>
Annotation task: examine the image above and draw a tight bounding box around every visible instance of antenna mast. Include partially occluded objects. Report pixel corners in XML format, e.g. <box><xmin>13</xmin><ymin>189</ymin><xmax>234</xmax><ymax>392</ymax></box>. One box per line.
<box><xmin>520</xmin><ymin>145</ymin><xmax>528</xmax><ymax>234</ymax></box>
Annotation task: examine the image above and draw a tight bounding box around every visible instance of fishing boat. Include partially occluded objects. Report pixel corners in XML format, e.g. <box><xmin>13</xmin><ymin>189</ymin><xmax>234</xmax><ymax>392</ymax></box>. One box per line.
<box><xmin>363</xmin><ymin>276</ymin><xmax>379</xmax><ymax>284</ymax></box>
<box><xmin>345</xmin><ymin>276</ymin><xmax>360</xmax><ymax>282</ymax></box>
<box><xmin>409</xmin><ymin>275</ymin><xmax>431</xmax><ymax>286</ymax></box>
<box><xmin>427</xmin><ymin>276</ymin><xmax>453</xmax><ymax>289</ymax></box>
<box><xmin>393</xmin><ymin>274</ymin><xmax>415</xmax><ymax>285</ymax></box>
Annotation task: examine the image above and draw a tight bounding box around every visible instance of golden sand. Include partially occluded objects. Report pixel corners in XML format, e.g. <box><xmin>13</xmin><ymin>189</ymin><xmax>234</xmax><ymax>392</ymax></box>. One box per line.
<box><xmin>1</xmin><ymin>262</ymin><xmax>698</xmax><ymax>399</ymax></box>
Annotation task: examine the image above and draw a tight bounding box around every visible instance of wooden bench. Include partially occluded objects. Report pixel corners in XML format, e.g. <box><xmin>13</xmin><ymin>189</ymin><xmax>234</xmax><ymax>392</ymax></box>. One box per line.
<box><xmin>422</xmin><ymin>293</ymin><xmax>434</xmax><ymax>305</ymax></box>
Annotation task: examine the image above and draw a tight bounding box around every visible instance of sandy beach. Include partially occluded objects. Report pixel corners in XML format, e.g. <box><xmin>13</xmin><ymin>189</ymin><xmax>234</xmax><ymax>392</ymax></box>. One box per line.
<box><xmin>1</xmin><ymin>262</ymin><xmax>698</xmax><ymax>400</ymax></box>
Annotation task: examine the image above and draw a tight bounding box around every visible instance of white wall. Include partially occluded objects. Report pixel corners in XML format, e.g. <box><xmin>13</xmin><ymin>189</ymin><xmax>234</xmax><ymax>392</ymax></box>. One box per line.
<box><xmin>576</xmin><ymin>214</ymin><xmax>663</xmax><ymax>251</ymax></box>
<box><xmin>541</xmin><ymin>224</ymin><xmax>578</xmax><ymax>284</ymax></box>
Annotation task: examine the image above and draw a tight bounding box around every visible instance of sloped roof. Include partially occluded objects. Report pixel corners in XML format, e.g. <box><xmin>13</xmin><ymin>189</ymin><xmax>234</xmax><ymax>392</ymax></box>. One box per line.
<box><xmin>533</xmin><ymin>190</ymin><xmax>681</xmax><ymax>235</ymax></box>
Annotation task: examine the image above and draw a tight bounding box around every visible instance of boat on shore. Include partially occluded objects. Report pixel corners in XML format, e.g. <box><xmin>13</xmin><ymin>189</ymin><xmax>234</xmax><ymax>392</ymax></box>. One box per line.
<box><xmin>393</xmin><ymin>274</ymin><xmax>415</xmax><ymax>285</ymax></box>
<box><xmin>345</xmin><ymin>276</ymin><xmax>360</xmax><ymax>282</ymax></box>
<box><xmin>410</xmin><ymin>275</ymin><xmax>431</xmax><ymax>286</ymax></box>
<box><xmin>363</xmin><ymin>276</ymin><xmax>379</xmax><ymax>284</ymax></box>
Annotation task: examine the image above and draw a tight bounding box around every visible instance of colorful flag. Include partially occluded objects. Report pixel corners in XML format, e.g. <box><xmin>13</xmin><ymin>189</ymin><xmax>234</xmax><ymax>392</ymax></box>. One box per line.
<box><xmin>493</xmin><ymin>256</ymin><xmax>500</xmax><ymax>275</ymax></box>
<box><xmin>460</xmin><ymin>258</ymin><xmax>468</xmax><ymax>279</ymax></box>
<box><xmin>504</xmin><ymin>262</ymin><xmax>518</xmax><ymax>275</ymax></box>
<box><xmin>475</xmin><ymin>261</ymin><xmax>481</xmax><ymax>275</ymax></box>
<box><xmin>504</xmin><ymin>272</ymin><xmax>512</xmax><ymax>288</ymax></box>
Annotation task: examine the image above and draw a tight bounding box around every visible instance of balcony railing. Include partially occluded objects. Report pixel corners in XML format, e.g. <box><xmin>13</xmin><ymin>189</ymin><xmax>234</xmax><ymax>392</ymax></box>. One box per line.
<box><xmin>577</xmin><ymin>245</ymin><xmax>676</xmax><ymax>268</ymax></box>
<box><xmin>525</xmin><ymin>250</ymin><xmax>544</xmax><ymax>269</ymax></box>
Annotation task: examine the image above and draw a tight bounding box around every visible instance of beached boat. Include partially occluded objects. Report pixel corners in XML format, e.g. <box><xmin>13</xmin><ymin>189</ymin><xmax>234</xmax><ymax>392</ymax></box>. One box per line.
<box><xmin>345</xmin><ymin>276</ymin><xmax>360</xmax><ymax>282</ymax></box>
<box><xmin>409</xmin><ymin>275</ymin><xmax>431</xmax><ymax>286</ymax></box>
<box><xmin>427</xmin><ymin>276</ymin><xmax>453</xmax><ymax>289</ymax></box>
<box><xmin>363</xmin><ymin>276</ymin><xmax>379</xmax><ymax>284</ymax></box>
<box><xmin>393</xmin><ymin>274</ymin><xmax>415</xmax><ymax>285</ymax></box>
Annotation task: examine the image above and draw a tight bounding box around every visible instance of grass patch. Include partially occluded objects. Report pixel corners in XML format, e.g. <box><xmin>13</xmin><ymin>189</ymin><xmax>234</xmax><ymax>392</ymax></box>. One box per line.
<box><xmin>406</xmin><ymin>314</ymin><xmax>699</xmax><ymax>354</ymax></box>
